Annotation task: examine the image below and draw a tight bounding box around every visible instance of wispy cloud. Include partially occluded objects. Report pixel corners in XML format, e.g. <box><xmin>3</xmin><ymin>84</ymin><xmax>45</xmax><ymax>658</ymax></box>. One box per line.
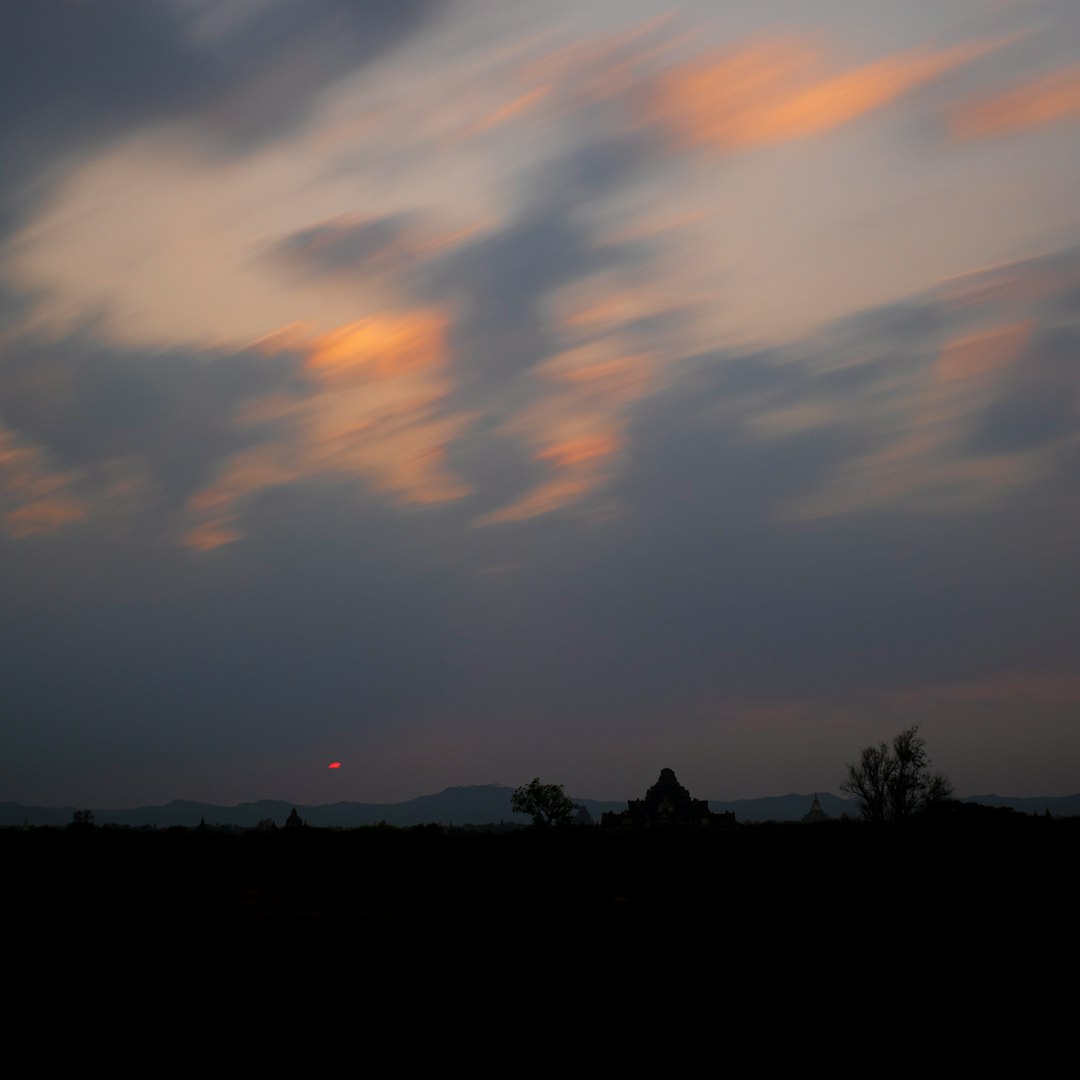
<box><xmin>0</xmin><ymin>423</ymin><xmax>87</xmax><ymax>537</ymax></box>
<box><xmin>951</xmin><ymin>64</ymin><xmax>1080</xmax><ymax>138</ymax></box>
<box><xmin>648</xmin><ymin>37</ymin><xmax>1000</xmax><ymax>151</ymax></box>
<box><xmin>185</xmin><ymin>312</ymin><xmax>474</xmax><ymax>548</ymax></box>
<box><xmin>477</xmin><ymin>343</ymin><xmax>652</xmax><ymax>525</ymax></box>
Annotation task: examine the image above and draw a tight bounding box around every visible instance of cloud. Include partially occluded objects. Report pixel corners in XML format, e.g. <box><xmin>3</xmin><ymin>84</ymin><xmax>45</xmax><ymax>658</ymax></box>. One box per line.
<box><xmin>270</xmin><ymin>213</ymin><xmax>493</xmax><ymax>294</ymax></box>
<box><xmin>0</xmin><ymin>322</ymin><xmax>304</xmax><ymax>540</ymax></box>
<box><xmin>416</xmin><ymin>132</ymin><xmax>658</xmax><ymax>404</ymax></box>
<box><xmin>966</xmin><ymin>326</ymin><xmax>1080</xmax><ymax>454</ymax></box>
<box><xmin>773</xmin><ymin>260</ymin><xmax>1079</xmax><ymax>519</ymax></box>
<box><xmin>273</xmin><ymin>215</ymin><xmax>418</xmax><ymax>277</ymax></box>
<box><xmin>2</xmin><ymin>113</ymin><xmax>671</xmax><ymax>537</ymax></box>
<box><xmin>465</xmin><ymin>87</ymin><xmax>551</xmax><ymax>136</ymax></box>
<box><xmin>0</xmin><ymin>326</ymin><xmax>301</xmax><ymax>495</ymax></box>
<box><xmin>1</xmin><ymin>0</ymin><xmax>440</xmax><ymax>148</ymax></box>
<box><xmin>476</xmin><ymin>343</ymin><xmax>654</xmax><ymax>524</ymax></box>
<box><xmin>185</xmin><ymin>312</ymin><xmax>474</xmax><ymax>547</ymax></box>
<box><xmin>951</xmin><ymin>64</ymin><xmax>1080</xmax><ymax>138</ymax></box>
<box><xmin>5</xmin><ymin>224</ymin><xmax>1078</xmax><ymax>550</ymax></box>
<box><xmin>0</xmin><ymin>0</ymin><xmax>440</xmax><ymax>241</ymax></box>
<box><xmin>648</xmin><ymin>37</ymin><xmax>999</xmax><ymax>151</ymax></box>
<box><xmin>0</xmin><ymin>423</ymin><xmax>87</xmax><ymax>537</ymax></box>
<box><xmin>934</xmin><ymin>323</ymin><xmax>1030</xmax><ymax>383</ymax></box>
<box><xmin>501</xmin><ymin>11</ymin><xmax>680</xmax><ymax>119</ymax></box>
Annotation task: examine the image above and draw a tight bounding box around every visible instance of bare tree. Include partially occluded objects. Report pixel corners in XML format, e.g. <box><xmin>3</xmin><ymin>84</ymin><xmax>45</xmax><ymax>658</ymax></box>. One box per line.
<box><xmin>842</xmin><ymin>725</ymin><xmax>952</xmax><ymax>823</ymax></box>
<box><xmin>844</xmin><ymin>742</ymin><xmax>892</xmax><ymax>824</ymax></box>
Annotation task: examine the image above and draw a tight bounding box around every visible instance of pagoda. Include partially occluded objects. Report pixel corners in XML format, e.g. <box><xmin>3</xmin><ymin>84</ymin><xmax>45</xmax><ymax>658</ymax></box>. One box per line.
<box><xmin>601</xmin><ymin>768</ymin><xmax>735</xmax><ymax>829</ymax></box>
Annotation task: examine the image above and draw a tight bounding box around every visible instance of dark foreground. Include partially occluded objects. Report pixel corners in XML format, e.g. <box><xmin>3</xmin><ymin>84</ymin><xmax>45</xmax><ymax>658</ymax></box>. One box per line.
<box><xmin>7</xmin><ymin>812</ymin><xmax>1077</xmax><ymax>988</ymax></box>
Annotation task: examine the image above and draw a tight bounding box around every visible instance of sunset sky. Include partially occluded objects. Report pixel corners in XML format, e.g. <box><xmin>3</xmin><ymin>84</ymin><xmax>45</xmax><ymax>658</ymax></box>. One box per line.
<box><xmin>2</xmin><ymin>0</ymin><xmax>1079</xmax><ymax>808</ymax></box>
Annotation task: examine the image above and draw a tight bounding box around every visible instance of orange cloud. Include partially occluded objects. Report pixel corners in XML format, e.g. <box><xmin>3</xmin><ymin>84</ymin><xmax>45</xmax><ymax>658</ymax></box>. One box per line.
<box><xmin>774</xmin><ymin>310</ymin><xmax>1048</xmax><ymax>521</ymax></box>
<box><xmin>476</xmin><ymin>341</ymin><xmax>655</xmax><ymax>525</ymax></box>
<box><xmin>477</xmin><ymin>418</ymin><xmax>625</xmax><ymax>526</ymax></box>
<box><xmin>182</xmin><ymin>518</ymin><xmax>244</xmax><ymax>553</ymax></box>
<box><xmin>185</xmin><ymin>311</ymin><xmax>473</xmax><ymax>548</ymax></box>
<box><xmin>548</xmin><ymin>256</ymin><xmax>718</xmax><ymax>362</ymax></box>
<box><xmin>540</xmin><ymin>345</ymin><xmax>653</xmax><ymax>404</ymax></box>
<box><xmin>650</xmin><ymin>38</ymin><xmax>997</xmax><ymax>150</ymax></box>
<box><xmin>555</xmin><ymin>283</ymin><xmax>676</xmax><ymax>337</ymax></box>
<box><xmin>537</xmin><ymin>432</ymin><xmax>623</xmax><ymax>469</ymax></box>
<box><xmin>521</xmin><ymin>12</ymin><xmax>681</xmax><ymax>107</ymax></box>
<box><xmin>477</xmin><ymin>425</ymin><xmax>624</xmax><ymax>526</ymax></box>
<box><xmin>467</xmin><ymin>87</ymin><xmax>550</xmax><ymax>135</ymax></box>
<box><xmin>778</xmin><ymin>396</ymin><xmax>1036</xmax><ymax>522</ymax></box>
<box><xmin>5</xmin><ymin>496</ymin><xmax>88</xmax><ymax>539</ymax></box>
<box><xmin>935</xmin><ymin>322</ymin><xmax>1029</xmax><ymax>383</ymax></box>
<box><xmin>778</xmin><ymin>409</ymin><xmax>1035</xmax><ymax>520</ymax></box>
<box><xmin>951</xmin><ymin>65</ymin><xmax>1080</xmax><ymax>138</ymax></box>
<box><xmin>937</xmin><ymin>252</ymin><xmax>1080</xmax><ymax>315</ymax></box>
<box><xmin>0</xmin><ymin>425</ymin><xmax>88</xmax><ymax>538</ymax></box>
<box><xmin>477</xmin><ymin>473</ymin><xmax>606</xmax><ymax>526</ymax></box>
<box><xmin>306</xmin><ymin>311</ymin><xmax>448</xmax><ymax>381</ymax></box>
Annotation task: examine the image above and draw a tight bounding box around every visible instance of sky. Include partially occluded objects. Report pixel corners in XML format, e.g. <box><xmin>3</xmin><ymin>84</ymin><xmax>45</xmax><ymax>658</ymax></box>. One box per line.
<box><xmin>2</xmin><ymin>0</ymin><xmax>1079</xmax><ymax>809</ymax></box>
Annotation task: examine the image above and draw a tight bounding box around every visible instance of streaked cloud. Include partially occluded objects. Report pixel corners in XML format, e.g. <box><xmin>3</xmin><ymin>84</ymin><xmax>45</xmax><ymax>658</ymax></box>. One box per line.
<box><xmin>0</xmin><ymin>423</ymin><xmax>87</xmax><ymax>537</ymax></box>
<box><xmin>186</xmin><ymin>312</ymin><xmax>473</xmax><ymax>548</ymax></box>
<box><xmin>649</xmin><ymin>37</ymin><xmax>999</xmax><ymax>151</ymax></box>
<box><xmin>0</xmin><ymin>0</ymin><xmax>442</xmax><ymax>244</ymax></box>
<box><xmin>465</xmin><ymin>87</ymin><xmax>552</xmax><ymax>136</ymax></box>
<box><xmin>952</xmin><ymin>63</ymin><xmax>1080</xmax><ymax>138</ymax></box>
<box><xmin>935</xmin><ymin>323</ymin><xmax>1030</xmax><ymax>383</ymax></box>
<box><xmin>478</xmin><ymin>343</ymin><xmax>652</xmax><ymax>524</ymax></box>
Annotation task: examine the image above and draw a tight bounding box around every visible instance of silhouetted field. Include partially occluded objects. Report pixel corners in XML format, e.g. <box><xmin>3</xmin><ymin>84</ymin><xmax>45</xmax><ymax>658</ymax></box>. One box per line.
<box><xmin>6</xmin><ymin>813</ymin><xmax>1076</xmax><ymax>986</ymax></box>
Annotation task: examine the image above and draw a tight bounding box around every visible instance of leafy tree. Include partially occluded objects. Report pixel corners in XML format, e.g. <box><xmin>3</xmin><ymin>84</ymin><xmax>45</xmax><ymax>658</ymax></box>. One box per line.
<box><xmin>842</xmin><ymin>725</ymin><xmax>953</xmax><ymax>823</ymax></box>
<box><xmin>511</xmin><ymin>778</ymin><xmax>578</xmax><ymax>827</ymax></box>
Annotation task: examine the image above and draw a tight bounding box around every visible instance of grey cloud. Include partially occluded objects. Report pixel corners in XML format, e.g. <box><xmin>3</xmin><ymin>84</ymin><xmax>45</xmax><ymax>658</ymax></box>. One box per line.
<box><xmin>966</xmin><ymin>326</ymin><xmax>1080</xmax><ymax>454</ymax></box>
<box><xmin>828</xmin><ymin>298</ymin><xmax>949</xmax><ymax>351</ymax></box>
<box><xmin>540</xmin><ymin>355</ymin><xmax>1078</xmax><ymax>706</ymax></box>
<box><xmin>270</xmin><ymin>131</ymin><xmax>658</xmax><ymax>403</ymax></box>
<box><xmin>0</xmin><ymin>1</ymin><xmax>213</xmax><ymax>142</ymax></box>
<box><xmin>0</xmin><ymin>325</ymin><xmax>304</xmax><ymax>499</ymax></box>
<box><xmin>190</xmin><ymin>0</ymin><xmax>442</xmax><ymax>150</ymax></box>
<box><xmin>434</xmin><ymin>209</ymin><xmax>619</xmax><ymax>385</ymax></box>
<box><xmin>0</xmin><ymin>278</ymin><xmax>29</xmax><ymax>333</ymax></box>
<box><xmin>273</xmin><ymin>215</ymin><xmax>417</xmax><ymax>277</ymax></box>
<box><xmin>527</xmin><ymin>130</ymin><xmax>659</xmax><ymax>213</ymax></box>
<box><xmin>425</xmin><ymin>133</ymin><xmax>659</xmax><ymax>397</ymax></box>
<box><xmin>0</xmin><ymin>0</ymin><xmax>440</xmax><ymax>242</ymax></box>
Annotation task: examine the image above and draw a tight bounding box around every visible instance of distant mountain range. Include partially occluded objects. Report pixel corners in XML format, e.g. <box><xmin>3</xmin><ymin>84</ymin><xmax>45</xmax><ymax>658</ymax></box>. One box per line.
<box><xmin>2</xmin><ymin>786</ymin><xmax>1078</xmax><ymax>828</ymax></box>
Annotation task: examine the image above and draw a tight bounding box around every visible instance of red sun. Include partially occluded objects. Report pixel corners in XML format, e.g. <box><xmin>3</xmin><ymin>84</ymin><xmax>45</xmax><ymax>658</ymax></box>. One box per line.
<box><xmin>328</xmin><ymin>761</ymin><xmax>342</xmax><ymax>769</ymax></box>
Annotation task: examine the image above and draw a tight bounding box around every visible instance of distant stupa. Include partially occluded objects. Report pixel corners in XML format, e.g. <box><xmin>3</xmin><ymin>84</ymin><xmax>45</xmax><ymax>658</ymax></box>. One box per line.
<box><xmin>802</xmin><ymin>794</ymin><xmax>830</xmax><ymax>823</ymax></box>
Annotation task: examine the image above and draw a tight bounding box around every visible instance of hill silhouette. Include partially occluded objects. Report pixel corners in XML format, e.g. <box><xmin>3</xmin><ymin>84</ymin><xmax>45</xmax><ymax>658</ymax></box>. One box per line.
<box><xmin>2</xmin><ymin>786</ymin><xmax>1076</xmax><ymax>828</ymax></box>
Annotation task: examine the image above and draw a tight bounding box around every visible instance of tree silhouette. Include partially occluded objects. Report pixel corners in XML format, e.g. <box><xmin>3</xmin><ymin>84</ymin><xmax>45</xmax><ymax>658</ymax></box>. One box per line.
<box><xmin>842</xmin><ymin>725</ymin><xmax>952</xmax><ymax>823</ymax></box>
<box><xmin>511</xmin><ymin>778</ymin><xmax>577</xmax><ymax>827</ymax></box>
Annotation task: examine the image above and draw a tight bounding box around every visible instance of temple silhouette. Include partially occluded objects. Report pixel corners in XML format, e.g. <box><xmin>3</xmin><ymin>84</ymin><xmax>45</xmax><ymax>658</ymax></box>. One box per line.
<box><xmin>601</xmin><ymin>768</ymin><xmax>736</xmax><ymax>829</ymax></box>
